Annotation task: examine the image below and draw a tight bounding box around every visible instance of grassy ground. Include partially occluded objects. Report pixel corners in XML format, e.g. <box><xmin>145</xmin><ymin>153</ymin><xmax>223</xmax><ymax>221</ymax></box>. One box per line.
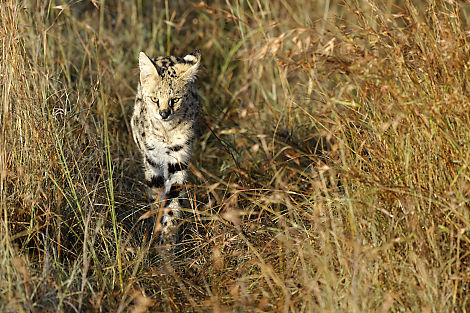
<box><xmin>1</xmin><ymin>0</ymin><xmax>469</xmax><ymax>312</ymax></box>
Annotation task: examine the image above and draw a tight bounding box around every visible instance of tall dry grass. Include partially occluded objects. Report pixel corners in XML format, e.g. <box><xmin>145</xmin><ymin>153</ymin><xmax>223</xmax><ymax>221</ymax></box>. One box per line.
<box><xmin>1</xmin><ymin>0</ymin><xmax>469</xmax><ymax>312</ymax></box>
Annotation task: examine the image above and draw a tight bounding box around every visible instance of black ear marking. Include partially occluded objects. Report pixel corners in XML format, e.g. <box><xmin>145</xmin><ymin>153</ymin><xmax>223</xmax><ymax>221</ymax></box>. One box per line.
<box><xmin>151</xmin><ymin>57</ymin><xmax>164</xmax><ymax>76</ymax></box>
<box><xmin>155</xmin><ymin>65</ymin><xmax>163</xmax><ymax>77</ymax></box>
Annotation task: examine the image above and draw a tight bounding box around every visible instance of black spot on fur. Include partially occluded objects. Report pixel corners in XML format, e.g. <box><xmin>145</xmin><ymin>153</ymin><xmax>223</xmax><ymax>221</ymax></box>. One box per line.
<box><xmin>168</xmin><ymin>162</ymin><xmax>187</xmax><ymax>174</ymax></box>
<box><xmin>156</xmin><ymin>65</ymin><xmax>165</xmax><ymax>77</ymax></box>
<box><xmin>146</xmin><ymin>156</ymin><xmax>159</xmax><ymax>168</ymax></box>
<box><xmin>166</xmin><ymin>185</ymin><xmax>180</xmax><ymax>201</ymax></box>
<box><xmin>146</xmin><ymin>175</ymin><xmax>164</xmax><ymax>188</ymax></box>
<box><xmin>169</xmin><ymin>145</ymin><xmax>183</xmax><ymax>152</ymax></box>
<box><xmin>141</xmin><ymin>132</ymin><xmax>145</xmax><ymax>137</ymax></box>
<box><xmin>144</xmin><ymin>143</ymin><xmax>155</xmax><ymax>150</ymax></box>
<box><xmin>151</xmin><ymin>59</ymin><xmax>163</xmax><ymax>76</ymax></box>
<box><xmin>168</xmin><ymin>210</ymin><xmax>174</xmax><ymax>216</ymax></box>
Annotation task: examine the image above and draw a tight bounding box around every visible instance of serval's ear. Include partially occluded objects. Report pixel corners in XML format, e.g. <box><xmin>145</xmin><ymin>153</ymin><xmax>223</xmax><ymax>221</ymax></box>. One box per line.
<box><xmin>139</xmin><ymin>52</ymin><xmax>160</xmax><ymax>88</ymax></box>
<box><xmin>175</xmin><ymin>50</ymin><xmax>201</xmax><ymax>83</ymax></box>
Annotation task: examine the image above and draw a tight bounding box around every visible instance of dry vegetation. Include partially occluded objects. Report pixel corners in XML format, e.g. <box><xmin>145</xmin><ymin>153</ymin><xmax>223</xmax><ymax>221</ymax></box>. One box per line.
<box><xmin>1</xmin><ymin>0</ymin><xmax>470</xmax><ymax>312</ymax></box>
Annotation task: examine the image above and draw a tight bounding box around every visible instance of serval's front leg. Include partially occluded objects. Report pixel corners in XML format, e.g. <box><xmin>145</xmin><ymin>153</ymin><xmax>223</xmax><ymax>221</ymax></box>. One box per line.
<box><xmin>158</xmin><ymin>161</ymin><xmax>187</xmax><ymax>248</ymax></box>
<box><xmin>144</xmin><ymin>157</ymin><xmax>165</xmax><ymax>202</ymax></box>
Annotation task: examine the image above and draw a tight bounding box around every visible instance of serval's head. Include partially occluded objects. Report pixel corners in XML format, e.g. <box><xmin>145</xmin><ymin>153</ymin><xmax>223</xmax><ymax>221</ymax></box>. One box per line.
<box><xmin>138</xmin><ymin>50</ymin><xmax>201</xmax><ymax>121</ymax></box>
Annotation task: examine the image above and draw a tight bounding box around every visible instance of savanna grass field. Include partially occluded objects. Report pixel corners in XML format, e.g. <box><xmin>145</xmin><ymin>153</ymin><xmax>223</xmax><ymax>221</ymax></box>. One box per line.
<box><xmin>1</xmin><ymin>0</ymin><xmax>470</xmax><ymax>312</ymax></box>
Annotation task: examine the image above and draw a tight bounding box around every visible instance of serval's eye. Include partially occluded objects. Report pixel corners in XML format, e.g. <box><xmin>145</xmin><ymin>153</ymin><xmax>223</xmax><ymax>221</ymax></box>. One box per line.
<box><xmin>150</xmin><ymin>96</ymin><xmax>159</xmax><ymax>104</ymax></box>
<box><xmin>170</xmin><ymin>98</ymin><xmax>181</xmax><ymax>106</ymax></box>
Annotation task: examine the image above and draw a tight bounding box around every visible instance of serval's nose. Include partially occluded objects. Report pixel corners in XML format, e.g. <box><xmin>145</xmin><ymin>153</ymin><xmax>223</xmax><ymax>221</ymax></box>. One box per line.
<box><xmin>160</xmin><ymin>110</ymin><xmax>170</xmax><ymax>120</ymax></box>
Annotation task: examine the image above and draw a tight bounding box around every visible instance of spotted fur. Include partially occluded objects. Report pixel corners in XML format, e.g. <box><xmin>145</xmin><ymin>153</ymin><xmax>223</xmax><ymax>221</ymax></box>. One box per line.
<box><xmin>131</xmin><ymin>50</ymin><xmax>201</xmax><ymax>247</ymax></box>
